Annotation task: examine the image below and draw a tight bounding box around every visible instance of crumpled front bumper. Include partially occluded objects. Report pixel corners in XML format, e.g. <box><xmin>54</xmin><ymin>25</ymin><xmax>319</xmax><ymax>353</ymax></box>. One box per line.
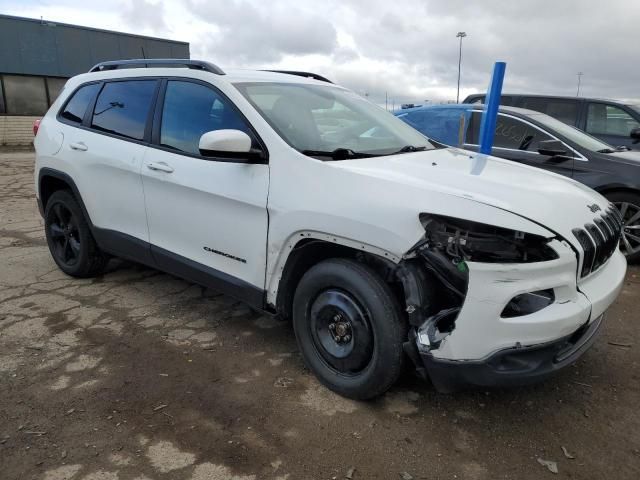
<box><xmin>413</xmin><ymin>240</ymin><xmax>627</xmax><ymax>392</ymax></box>
<box><xmin>422</xmin><ymin>313</ymin><xmax>604</xmax><ymax>392</ymax></box>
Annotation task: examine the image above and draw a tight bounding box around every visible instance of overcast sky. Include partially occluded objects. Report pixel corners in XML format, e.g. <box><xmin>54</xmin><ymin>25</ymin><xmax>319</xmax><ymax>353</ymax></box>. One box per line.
<box><xmin>3</xmin><ymin>0</ymin><xmax>639</xmax><ymax>104</ymax></box>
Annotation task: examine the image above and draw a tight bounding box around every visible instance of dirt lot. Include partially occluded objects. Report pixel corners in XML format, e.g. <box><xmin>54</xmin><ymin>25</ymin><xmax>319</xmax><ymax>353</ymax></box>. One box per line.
<box><xmin>0</xmin><ymin>151</ymin><xmax>639</xmax><ymax>480</ymax></box>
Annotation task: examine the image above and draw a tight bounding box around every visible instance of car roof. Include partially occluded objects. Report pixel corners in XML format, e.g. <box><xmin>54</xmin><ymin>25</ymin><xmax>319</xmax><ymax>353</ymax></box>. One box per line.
<box><xmin>396</xmin><ymin>103</ymin><xmax>555</xmax><ymax>122</ymax></box>
<box><xmin>64</xmin><ymin>64</ymin><xmax>338</xmax><ymax>92</ymax></box>
<box><xmin>464</xmin><ymin>92</ymin><xmax>629</xmax><ymax>105</ymax></box>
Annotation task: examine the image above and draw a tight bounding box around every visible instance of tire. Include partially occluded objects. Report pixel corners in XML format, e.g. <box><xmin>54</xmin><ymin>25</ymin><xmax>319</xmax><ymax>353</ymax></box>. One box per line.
<box><xmin>44</xmin><ymin>190</ymin><xmax>108</xmax><ymax>277</ymax></box>
<box><xmin>292</xmin><ymin>258</ymin><xmax>407</xmax><ymax>400</ymax></box>
<box><xmin>605</xmin><ymin>192</ymin><xmax>640</xmax><ymax>263</ymax></box>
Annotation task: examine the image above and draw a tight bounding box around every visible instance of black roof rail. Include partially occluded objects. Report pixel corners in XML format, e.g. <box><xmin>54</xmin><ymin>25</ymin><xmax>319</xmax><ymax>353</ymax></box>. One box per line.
<box><xmin>89</xmin><ymin>59</ymin><xmax>225</xmax><ymax>75</ymax></box>
<box><xmin>263</xmin><ymin>70</ymin><xmax>333</xmax><ymax>83</ymax></box>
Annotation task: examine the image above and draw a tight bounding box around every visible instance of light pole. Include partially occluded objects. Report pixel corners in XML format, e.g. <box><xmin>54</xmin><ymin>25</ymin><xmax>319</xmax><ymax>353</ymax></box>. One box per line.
<box><xmin>576</xmin><ymin>72</ymin><xmax>584</xmax><ymax>97</ymax></box>
<box><xmin>456</xmin><ymin>31</ymin><xmax>467</xmax><ymax>103</ymax></box>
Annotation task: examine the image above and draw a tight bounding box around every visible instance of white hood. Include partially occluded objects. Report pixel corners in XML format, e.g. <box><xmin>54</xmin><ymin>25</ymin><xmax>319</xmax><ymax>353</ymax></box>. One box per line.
<box><xmin>334</xmin><ymin>148</ymin><xmax>610</xmax><ymax>246</ymax></box>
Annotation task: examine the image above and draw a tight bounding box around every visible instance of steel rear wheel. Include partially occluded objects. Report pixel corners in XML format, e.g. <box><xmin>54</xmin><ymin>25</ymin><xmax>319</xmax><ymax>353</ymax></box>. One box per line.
<box><xmin>607</xmin><ymin>192</ymin><xmax>640</xmax><ymax>263</ymax></box>
<box><xmin>293</xmin><ymin>258</ymin><xmax>407</xmax><ymax>400</ymax></box>
<box><xmin>44</xmin><ymin>190</ymin><xmax>108</xmax><ymax>277</ymax></box>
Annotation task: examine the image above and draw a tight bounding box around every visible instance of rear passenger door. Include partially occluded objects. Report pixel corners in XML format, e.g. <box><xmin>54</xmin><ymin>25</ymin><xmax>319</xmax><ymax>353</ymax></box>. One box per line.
<box><xmin>140</xmin><ymin>79</ymin><xmax>269</xmax><ymax>305</ymax></box>
<box><xmin>585</xmin><ymin>102</ymin><xmax>640</xmax><ymax>149</ymax></box>
<box><xmin>464</xmin><ymin>112</ymin><xmax>575</xmax><ymax>177</ymax></box>
<box><xmin>58</xmin><ymin>79</ymin><xmax>157</xmax><ymax>254</ymax></box>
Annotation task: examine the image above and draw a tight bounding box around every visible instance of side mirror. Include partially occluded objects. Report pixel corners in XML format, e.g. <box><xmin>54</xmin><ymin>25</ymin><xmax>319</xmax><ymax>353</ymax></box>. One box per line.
<box><xmin>199</xmin><ymin>129</ymin><xmax>252</xmax><ymax>157</ymax></box>
<box><xmin>538</xmin><ymin>139</ymin><xmax>568</xmax><ymax>157</ymax></box>
<box><xmin>630</xmin><ymin>128</ymin><xmax>640</xmax><ymax>144</ymax></box>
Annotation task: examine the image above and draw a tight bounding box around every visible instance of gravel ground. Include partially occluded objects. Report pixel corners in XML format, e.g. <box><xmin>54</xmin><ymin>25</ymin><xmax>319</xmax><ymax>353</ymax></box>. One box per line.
<box><xmin>1</xmin><ymin>151</ymin><xmax>639</xmax><ymax>480</ymax></box>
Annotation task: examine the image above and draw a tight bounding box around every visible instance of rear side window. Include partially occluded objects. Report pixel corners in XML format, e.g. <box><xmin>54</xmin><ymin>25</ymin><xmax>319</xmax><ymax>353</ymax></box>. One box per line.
<box><xmin>400</xmin><ymin>109</ymin><xmax>470</xmax><ymax>146</ymax></box>
<box><xmin>546</xmin><ymin>101</ymin><xmax>578</xmax><ymax>126</ymax></box>
<box><xmin>91</xmin><ymin>80</ymin><xmax>157</xmax><ymax>141</ymax></box>
<box><xmin>521</xmin><ymin>98</ymin><xmax>578</xmax><ymax>126</ymax></box>
<box><xmin>520</xmin><ymin>97</ymin><xmax>548</xmax><ymax>114</ymax></box>
<box><xmin>60</xmin><ymin>83</ymin><xmax>100</xmax><ymax>124</ymax></box>
<box><xmin>498</xmin><ymin>96</ymin><xmax>514</xmax><ymax>106</ymax></box>
<box><xmin>160</xmin><ymin>80</ymin><xmax>254</xmax><ymax>155</ymax></box>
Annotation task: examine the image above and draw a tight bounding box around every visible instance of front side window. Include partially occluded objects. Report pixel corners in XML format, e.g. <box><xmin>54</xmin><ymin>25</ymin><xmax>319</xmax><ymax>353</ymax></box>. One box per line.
<box><xmin>532</xmin><ymin>113</ymin><xmax>614</xmax><ymax>152</ymax></box>
<box><xmin>587</xmin><ymin>103</ymin><xmax>640</xmax><ymax>137</ymax></box>
<box><xmin>235</xmin><ymin>82</ymin><xmax>432</xmax><ymax>158</ymax></box>
<box><xmin>60</xmin><ymin>83</ymin><xmax>100</xmax><ymax>124</ymax></box>
<box><xmin>160</xmin><ymin>81</ymin><xmax>255</xmax><ymax>155</ymax></box>
<box><xmin>91</xmin><ymin>80</ymin><xmax>157</xmax><ymax>141</ymax></box>
<box><xmin>545</xmin><ymin>101</ymin><xmax>578</xmax><ymax>125</ymax></box>
<box><xmin>465</xmin><ymin>112</ymin><xmax>553</xmax><ymax>151</ymax></box>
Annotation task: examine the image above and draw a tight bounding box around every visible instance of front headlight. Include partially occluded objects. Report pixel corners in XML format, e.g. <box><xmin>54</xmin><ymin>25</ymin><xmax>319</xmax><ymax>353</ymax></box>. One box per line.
<box><xmin>419</xmin><ymin>214</ymin><xmax>558</xmax><ymax>264</ymax></box>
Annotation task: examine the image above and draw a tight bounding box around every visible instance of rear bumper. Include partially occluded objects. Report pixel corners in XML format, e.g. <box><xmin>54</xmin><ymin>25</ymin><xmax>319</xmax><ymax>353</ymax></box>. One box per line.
<box><xmin>421</xmin><ymin>313</ymin><xmax>604</xmax><ymax>392</ymax></box>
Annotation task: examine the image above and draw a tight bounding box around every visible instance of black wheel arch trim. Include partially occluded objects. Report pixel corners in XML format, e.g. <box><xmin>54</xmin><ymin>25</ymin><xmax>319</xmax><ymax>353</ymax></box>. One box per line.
<box><xmin>38</xmin><ymin>168</ymin><xmax>94</xmax><ymax>227</ymax></box>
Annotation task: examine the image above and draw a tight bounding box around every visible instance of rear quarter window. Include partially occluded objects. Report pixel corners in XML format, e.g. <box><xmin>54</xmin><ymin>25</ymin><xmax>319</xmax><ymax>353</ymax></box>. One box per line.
<box><xmin>59</xmin><ymin>83</ymin><xmax>101</xmax><ymax>124</ymax></box>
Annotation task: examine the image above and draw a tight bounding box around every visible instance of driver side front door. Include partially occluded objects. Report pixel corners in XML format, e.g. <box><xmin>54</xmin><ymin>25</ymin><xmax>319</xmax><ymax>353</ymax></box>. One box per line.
<box><xmin>141</xmin><ymin>79</ymin><xmax>269</xmax><ymax>307</ymax></box>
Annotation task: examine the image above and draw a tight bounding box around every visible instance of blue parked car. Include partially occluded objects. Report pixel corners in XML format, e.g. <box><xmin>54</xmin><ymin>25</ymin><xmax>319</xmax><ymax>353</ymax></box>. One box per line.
<box><xmin>395</xmin><ymin>104</ymin><xmax>640</xmax><ymax>261</ymax></box>
<box><xmin>395</xmin><ymin>105</ymin><xmax>474</xmax><ymax>147</ymax></box>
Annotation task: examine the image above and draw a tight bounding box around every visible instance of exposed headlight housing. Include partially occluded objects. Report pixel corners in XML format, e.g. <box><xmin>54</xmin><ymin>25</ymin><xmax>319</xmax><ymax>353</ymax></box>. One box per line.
<box><xmin>419</xmin><ymin>214</ymin><xmax>558</xmax><ymax>264</ymax></box>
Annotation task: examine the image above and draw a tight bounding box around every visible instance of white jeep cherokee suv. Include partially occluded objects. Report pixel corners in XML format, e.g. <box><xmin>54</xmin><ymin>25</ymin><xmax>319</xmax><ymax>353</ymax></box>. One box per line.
<box><xmin>34</xmin><ymin>59</ymin><xmax>627</xmax><ymax>399</ymax></box>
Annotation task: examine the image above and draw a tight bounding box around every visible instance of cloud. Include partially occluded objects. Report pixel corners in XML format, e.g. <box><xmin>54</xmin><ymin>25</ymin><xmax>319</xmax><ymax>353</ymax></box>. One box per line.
<box><xmin>121</xmin><ymin>0</ymin><xmax>168</xmax><ymax>32</ymax></box>
<box><xmin>2</xmin><ymin>0</ymin><xmax>638</xmax><ymax>103</ymax></box>
<box><xmin>185</xmin><ymin>0</ymin><xmax>339</xmax><ymax>64</ymax></box>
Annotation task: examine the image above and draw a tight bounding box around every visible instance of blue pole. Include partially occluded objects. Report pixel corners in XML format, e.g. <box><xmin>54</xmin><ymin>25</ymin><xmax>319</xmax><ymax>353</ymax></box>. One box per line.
<box><xmin>478</xmin><ymin>62</ymin><xmax>506</xmax><ymax>155</ymax></box>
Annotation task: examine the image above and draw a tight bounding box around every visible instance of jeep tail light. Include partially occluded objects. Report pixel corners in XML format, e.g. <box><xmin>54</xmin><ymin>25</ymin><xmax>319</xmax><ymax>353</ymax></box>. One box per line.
<box><xmin>33</xmin><ymin>119</ymin><xmax>41</xmax><ymax>136</ymax></box>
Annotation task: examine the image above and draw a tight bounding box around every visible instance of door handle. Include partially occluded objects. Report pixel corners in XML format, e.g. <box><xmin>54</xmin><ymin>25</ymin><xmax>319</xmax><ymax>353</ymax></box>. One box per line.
<box><xmin>69</xmin><ymin>142</ymin><xmax>88</xmax><ymax>151</ymax></box>
<box><xmin>146</xmin><ymin>161</ymin><xmax>174</xmax><ymax>173</ymax></box>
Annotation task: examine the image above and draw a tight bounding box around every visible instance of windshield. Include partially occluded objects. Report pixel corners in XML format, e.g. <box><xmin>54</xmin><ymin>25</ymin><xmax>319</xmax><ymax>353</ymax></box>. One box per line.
<box><xmin>529</xmin><ymin>112</ymin><xmax>615</xmax><ymax>152</ymax></box>
<box><xmin>235</xmin><ymin>82</ymin><xmax>433</xmax><ymax>158</ymax></box>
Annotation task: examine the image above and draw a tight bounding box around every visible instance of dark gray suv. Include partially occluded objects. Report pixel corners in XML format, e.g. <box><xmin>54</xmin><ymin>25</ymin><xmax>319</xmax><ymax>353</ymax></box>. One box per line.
<box><xmin>463</xmin><ymin>94</ymin><xmax>640</xmax><ymax>150</ymax></box>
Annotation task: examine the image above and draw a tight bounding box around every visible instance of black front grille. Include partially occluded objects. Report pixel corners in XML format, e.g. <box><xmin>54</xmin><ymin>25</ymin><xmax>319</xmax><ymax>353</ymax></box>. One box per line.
<box><xmin>573</xmin><ymin>206</ymin><xmax>622</xmax><ymax>278</ymax></box>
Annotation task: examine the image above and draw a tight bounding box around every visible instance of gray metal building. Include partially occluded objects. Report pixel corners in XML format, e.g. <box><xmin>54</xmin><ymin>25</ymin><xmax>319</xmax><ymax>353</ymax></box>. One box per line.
<box><xmin>0</xmin><ymin>14</ymin><xmax>189</xmax><ymax>145</ymax></box>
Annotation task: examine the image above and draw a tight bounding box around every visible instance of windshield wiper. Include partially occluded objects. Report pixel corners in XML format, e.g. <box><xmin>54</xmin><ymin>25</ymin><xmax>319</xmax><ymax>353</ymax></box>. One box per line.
<box><xmin>393</xmin><ymin>145</ymin><xmax>428</xmax><ymax>154</ymax></box>
<box><xmin>301</xmin><ymin>148</ymin><xmax>377</xmax><ymax>160</ymax></box>
<box><xmin>597</xmin><ymin>148</ymin><xmax>616</xmax><ymax>154</ymax></box>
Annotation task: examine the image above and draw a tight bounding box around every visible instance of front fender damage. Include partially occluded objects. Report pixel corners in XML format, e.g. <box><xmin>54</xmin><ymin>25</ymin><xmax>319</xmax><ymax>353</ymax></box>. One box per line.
<box><xmin>395</xmin><ymin>245</ymin><xmax>469</xmax><ymax>379</ymax></box>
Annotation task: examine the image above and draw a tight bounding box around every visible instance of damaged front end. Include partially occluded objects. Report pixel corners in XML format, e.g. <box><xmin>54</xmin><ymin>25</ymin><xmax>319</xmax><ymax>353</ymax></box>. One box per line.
<box><xmin>396</xmin><ymin>213</ymin><xmax>560</xmax><ymax>382</ymax></box>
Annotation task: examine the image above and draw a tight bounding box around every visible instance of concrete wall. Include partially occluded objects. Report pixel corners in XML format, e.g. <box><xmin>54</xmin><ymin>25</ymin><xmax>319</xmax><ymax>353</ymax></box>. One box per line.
<box><xmin>0</xmin><ymin>116</ymin><xmax>38</xmax><ymax>146</ymax></box>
